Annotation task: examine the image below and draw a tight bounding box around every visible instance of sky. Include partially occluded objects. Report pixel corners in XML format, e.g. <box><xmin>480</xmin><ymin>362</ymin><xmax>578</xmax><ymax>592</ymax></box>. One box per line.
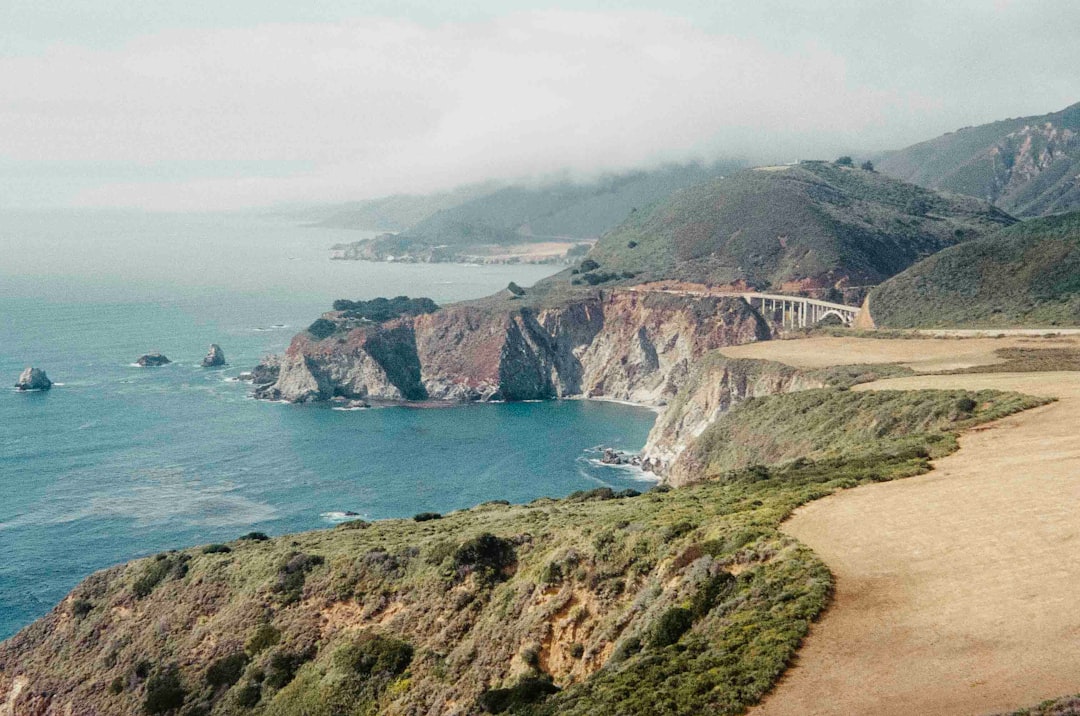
<box><xmin>2</xmin><ymin>0</ymin><xmax>1078</xmax><ymax>211</ymax></box>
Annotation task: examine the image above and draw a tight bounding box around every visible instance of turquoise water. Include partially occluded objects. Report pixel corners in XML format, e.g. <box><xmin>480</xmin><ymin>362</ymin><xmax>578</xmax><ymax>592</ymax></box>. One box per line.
<box><xmin>0</xmin><ymin>212</ymin><xmax>657</xmax><ymax>639</ymax></box>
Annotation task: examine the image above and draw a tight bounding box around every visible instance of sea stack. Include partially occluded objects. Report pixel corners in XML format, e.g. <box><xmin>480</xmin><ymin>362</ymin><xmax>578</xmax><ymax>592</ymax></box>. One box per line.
<box><xmin>15</xmin><ymin>367</ymin><xmax>52</xmax><ymax>391</ymax></box>
<box><xmin>201</xmin><ymin>344</ymin><xmax>226</xmax><ymax>367</ymax></box>
<box><xmin>136</xmin><ymin>353</ymin><xmax>171</xmax><ymax>367</ymax></box>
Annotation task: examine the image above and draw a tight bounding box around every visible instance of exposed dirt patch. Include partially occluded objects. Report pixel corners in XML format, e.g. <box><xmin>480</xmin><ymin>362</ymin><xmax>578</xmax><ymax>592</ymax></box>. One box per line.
<box><xmin>751</xmin><ymin>369</ymin><xmax>1080</xmax><ymax>716</ymax></box>
<box><xmin>720</xmin><ymin>335</ymin><xmax>1077</xmax><ymax>373</ymax></box>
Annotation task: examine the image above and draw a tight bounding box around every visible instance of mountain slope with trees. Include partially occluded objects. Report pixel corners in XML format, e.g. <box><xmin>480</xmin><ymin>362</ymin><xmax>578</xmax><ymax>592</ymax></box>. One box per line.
<box><xmin>877</xmin><ymin>102</ymin><xmax>1080</xmax><ymax>217</ymax></box>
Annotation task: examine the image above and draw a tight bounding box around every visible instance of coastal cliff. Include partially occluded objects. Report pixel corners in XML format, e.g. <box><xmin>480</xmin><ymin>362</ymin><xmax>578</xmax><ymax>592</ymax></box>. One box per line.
<box><xmin>257</xmin><ymin>290</ymin><xmax>771</xmax><ymax>407</ymax></box>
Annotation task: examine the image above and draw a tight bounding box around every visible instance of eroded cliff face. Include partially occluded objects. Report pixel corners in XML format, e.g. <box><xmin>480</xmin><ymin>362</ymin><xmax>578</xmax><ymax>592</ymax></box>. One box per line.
<box><xmin>257</xmin><ymin>290</ymin><xmax>771</xmax><ymax>406</ymax></box>
<box><xmin>639</xmin><ymin>356</ymin><xmax>827</xmax><ymax>474</ymax></box>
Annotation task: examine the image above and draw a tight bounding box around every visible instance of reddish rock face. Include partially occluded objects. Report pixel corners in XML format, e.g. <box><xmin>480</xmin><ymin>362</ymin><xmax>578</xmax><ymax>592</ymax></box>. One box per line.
<box><xmin>258</xmin><ymin>289</ymin><xmax>771</xmax><ymax>405</ymax></box>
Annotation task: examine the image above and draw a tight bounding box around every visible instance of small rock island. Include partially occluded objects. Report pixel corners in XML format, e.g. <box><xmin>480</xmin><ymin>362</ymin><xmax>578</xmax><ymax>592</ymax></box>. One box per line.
<box><xmin>14</xmin><ymin>367</ymin><xmax>52</xmax><ymax>391</ymax></box>
<box><xmin>136</xmin><ymin>353</ymin><xmax>171</xmax><ymax>367</ymax></box>
<box><xmin>201</xmin><ymin>344</ymin><xmax>226</xmax><ymax>367</ymax></box>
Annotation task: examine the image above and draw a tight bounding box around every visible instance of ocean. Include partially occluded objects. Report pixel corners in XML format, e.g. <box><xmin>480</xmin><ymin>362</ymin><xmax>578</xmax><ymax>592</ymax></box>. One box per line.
<box><xmin>0</xmin><ymin>211</ymin><xmax>657</xmax><ymax>640</ymax></box>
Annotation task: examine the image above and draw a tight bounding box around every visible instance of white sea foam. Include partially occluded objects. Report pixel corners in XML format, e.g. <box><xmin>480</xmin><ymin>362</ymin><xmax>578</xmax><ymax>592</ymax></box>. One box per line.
<box><xmin>321</xmin><ymin>511</ymin><xmax>368</xmax><ymax>523</ymax></box>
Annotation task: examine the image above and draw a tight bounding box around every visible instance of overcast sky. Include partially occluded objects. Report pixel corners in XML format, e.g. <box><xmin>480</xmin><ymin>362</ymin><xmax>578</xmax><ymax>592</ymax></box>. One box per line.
<box><xmin>2</xmin><ymin>0</ymin><xmax>1078</xmax><ymax>210</ymax></box>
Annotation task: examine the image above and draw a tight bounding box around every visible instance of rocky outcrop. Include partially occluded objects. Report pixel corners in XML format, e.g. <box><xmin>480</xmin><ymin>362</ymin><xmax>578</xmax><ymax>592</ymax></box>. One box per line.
<box><xmin>14</xmin><ymin>367</ymin><xmax>51</xmax><ymax>391</ymax></box>
<box><xmin>256</xmin><ymin>290</ymin><xmax>771</xmax><ymax>405</ymax></box>
<box><xmin>201</xmin><ymin>344</ymin><xmax>226</xmax><ymax>367</ymax></box>
<box><xmin>640</xmin><ymin>356</ymin><xmax>828</xmax><ymax>475</ymax></box>
<box><xmin>136</xmin><ymin>353</ymin><xmax>171</xmax><ymax>367</ymax></box>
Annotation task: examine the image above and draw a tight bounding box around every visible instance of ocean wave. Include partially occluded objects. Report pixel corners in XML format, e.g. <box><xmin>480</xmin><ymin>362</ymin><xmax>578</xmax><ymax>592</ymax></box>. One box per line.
<box><xmin>320</xmin><ymin>510</ymin><xmax>368</xmax><ymax>523</ymax></box>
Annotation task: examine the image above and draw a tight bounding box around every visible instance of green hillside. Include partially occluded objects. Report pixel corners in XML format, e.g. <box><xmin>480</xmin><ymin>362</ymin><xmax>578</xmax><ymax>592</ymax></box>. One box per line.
<box><xmin>877</xmin><ymin>102</ymin><xmax>1080</xmax><ymax>217</ymax></box>
<box><xmin>868</xmin><ymin>211</ymin><xmax>1080</xmax><ymax>327</ymax></box>
<box><xmin>308</xmin><ymin>184</ymin><xmax>497</xmax><ymax>232</ymax></box>
<box><xmin>576</xmin><ymin>162</ymin><xmax>1013</xmax><ymax>290</ymax></box>
<box><xmin>399</xmin><ymin>162</ymin><xmax>743</xmax><ymax>246</ymax></box>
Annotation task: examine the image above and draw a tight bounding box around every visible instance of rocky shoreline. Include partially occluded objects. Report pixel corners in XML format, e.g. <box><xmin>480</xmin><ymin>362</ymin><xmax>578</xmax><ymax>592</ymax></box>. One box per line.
<box><xmin>246</xmin><ymin>288</ymin><xmax>820</xmax><ymax>473</ymax></box>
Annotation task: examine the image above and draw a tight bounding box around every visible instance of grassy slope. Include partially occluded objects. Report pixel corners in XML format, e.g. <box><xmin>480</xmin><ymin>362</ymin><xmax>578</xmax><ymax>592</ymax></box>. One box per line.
<box><xmin>868</xmin><ymin>211</ymin><xmax>1080</xmax><ymax>328</ymax></box>
<box><xmin>0</xmin><ymin>386</ymin><xmax>1048</xmax><ymax>716</ymax></box>
<box><xmin>400</xmin><ymin>163</ymin><xmax>742</xmax><ymax>246</ymax></box>
<box><xmin>582</xmin><ymin>162</ymin><xmax>1013</xmax><ymax>290</ymax></box>
<box><xmin>877</xmin><ymin>102</ymin><xmax>1080</xmax><ymax>217</ymax></box>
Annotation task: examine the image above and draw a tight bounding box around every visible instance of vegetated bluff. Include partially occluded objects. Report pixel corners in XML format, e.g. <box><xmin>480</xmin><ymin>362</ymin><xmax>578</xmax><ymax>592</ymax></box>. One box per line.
<box><xmin>867</xmin><ymin>210</ymin><xmax>1080</xmax><ymax>328</ymax></box>
<box><xmin>877</xmin><ymin>101</ymin><xmax>1080</xmax><ymax>217</ymax></box>
<box><xmin>585</xmin><ymin>161</ymin><xmax>1013</xmax><ymax>292</ymax></box>
<box><xmin>0</xmin><ymin>383</ymin><xmax>1043</xmax><ymax>716</ymax></box>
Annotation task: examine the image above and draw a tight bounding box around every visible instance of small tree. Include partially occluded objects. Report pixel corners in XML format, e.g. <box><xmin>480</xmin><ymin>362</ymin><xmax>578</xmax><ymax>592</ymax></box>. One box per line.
<box><xmin>834</xmin><ymin>156</ymin><xmax>854</xmax><ymax>167</ymax></box>
<box><xmin>861</xmin><ymin>160</ymin><xmax>876</xmax><ymax>172</ymax></box>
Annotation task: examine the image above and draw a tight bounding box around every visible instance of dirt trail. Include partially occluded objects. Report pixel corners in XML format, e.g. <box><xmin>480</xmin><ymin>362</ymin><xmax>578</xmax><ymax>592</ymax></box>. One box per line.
<box><xmin>750</xmin><ymin>370</ymin><xmax>1080</xmax><ymax>716</ymax></box>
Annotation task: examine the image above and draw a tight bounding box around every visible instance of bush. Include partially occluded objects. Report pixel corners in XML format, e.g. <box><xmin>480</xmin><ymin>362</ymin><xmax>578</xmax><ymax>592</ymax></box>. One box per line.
<box><xmin>578</xmin><ymin>258</ymin><xmax>600</xmax><ymax>272</ymax></box>
<box><xmin>239</xmin><ymin>532</ymin><xmax>269</xmax><ymax>542</ymax></box>
<box><xmin>246</xmin><ymin>624</ymin><xmax>281</xmax><ymax>655</ymax></box>
<box><xmin>453</xmin><ymin>533</ymin><xmax>516</xmax><ymax>581</ymax></box>
<box><xmin>265</xmin><ymin>650</ymin><xmax>311</xmax><ymax>689</ymax></box>
<box><xmin>334</xmin><ymin>634</ymin><xmax>414</xmax><ymax>677</ymax></box>
<box><xmin>610</xmin><ymin>635</ymin><xmax>642</xmax><ymax>663</ymax></box>
<box><xmin>834</xmin><ymin>155</ymin><xmax>854</xmax><ymax>167</ymax></box>
<box><xmin>332</xmin><ymin>296</ymin><xmax>438</xmax><ymax>322</ymax></box>
<box><xmin>202</xmin><ymin>544</ymin><xmax>231</xmax><ymax>554</ymax></box>
<box><xmin>413</xmin><ymin>512</ymin><xmax>442</xmax><ymax>522</ymax></box>
<box><xmin>478</xmin><ymin>676</ymin><xmax>559</xmax><ymax>714</ymax></box>
<box><xmin>144</xmin><ymin>668</ymin><xmax>186</xmax><ymax>715</ymax></box>
<box><xmin>506</xmin><ymin>282</ymin><xmax>526</xmax><ymax>297</ymax></box>
<box><xmin>307</xmin><ymin>318</ymin><xmax>338</xmax><ymax>340</ymax></box>
<box><xmin>108</xmin><ymin>676</ymin><xmax>124</xmax><ymax>695</ymax></box>
<box><xmin>206</xmin><ymin>652</ymin><xmax>249</xmax><ymax>689</ymax></box>
<box><xmin>861</xmin><ymin>160</ymin><xmax>875</xmax><ymax>172</ymax></box>
<box><xmin>235</xmin><ymin>683</ymin><xmax>262</xmax><ymax>708</ymax></box>
<box><xmin>649</xmin><ymin>607</ymin><xmax>694</xmax><ymax>648</ymax></box>
<box><xmin>569</xmin><ymin>643</ymin><xmax>585</xmax><ymax>659</ymax></box>
<box><xmin>71</xmin><ymin>598</ymin><xmax>93</xmax><ymax>617</ymax></box>
<box><xmin>627</xmin><ymin>241</ymin><xmax>638</xmax><ymax>248</ymax></box>
<box><xmin>690</xmin><ymin>572</ymin><xmax>737</xmax><ymax>619</ymax></box>
<box><xmin>133</xmin><ymin>555</ymin><xmax>188</xmax><ymax>598</ymax></box>
<box><xmin>567</xmin><ymin>487</ymin><xmax>614</xmax><ymax>502</ymax></box>
<box><xmin>273</xmin><ymin>553</ymin><xmax>325</xmax><ymax>605</ymax></box>
<box><xmin>955</xmin><ymin>396</ymin><xmax>978</xmax><ymax>413</ymax></box>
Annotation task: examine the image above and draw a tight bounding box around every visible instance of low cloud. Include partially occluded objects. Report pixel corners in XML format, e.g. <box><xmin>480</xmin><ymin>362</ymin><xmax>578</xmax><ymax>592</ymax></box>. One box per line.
<box><xmin>0</xmin><ymin>8</ymin><xmax>1073</xmax><ymax>210</ymax></box>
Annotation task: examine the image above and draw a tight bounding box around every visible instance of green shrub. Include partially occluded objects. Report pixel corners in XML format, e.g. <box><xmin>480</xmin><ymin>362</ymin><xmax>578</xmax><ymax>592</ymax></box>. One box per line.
<box><xmin>239</xmin><ymin>532</ymin><xmax>269</xmax><ymax>542</ymax></box>
<box><xmin>578</xmin><ymin>259</ymin><xmax>600</xmax><ymax>272</ymax></box>
<box><xmin>955</xmin><ymin>396</ymin><xmax>978</xmax><ymax>413</ymax></box>
<box><xmin>307</xmin><ymin>318</ymin><xmax>338</xmax><ymax>340</ymax></box>
<box><xmin>478</xmin><ymin>676</ymin><xmax>559</xmax><ymax>714</ymax></box>
<box><xmin>569</xmin><ymin>643</ymin><xmax>585</xmax><ymax>659</ymax></box>
<box><xmin>413</xmin><ymin>512</ymin><xmax>442</xmax><ymax>522</ymax></box>
<box><xmin>331</xmin><ymin>296</ymin><xmax>438</xmax><ymax>322</ymax></box>
<box><xmin>690</xmin><ymin>572</ymin><xmax>737</xmax><ymax>619</ymax></box>
<box><xmin>133</xmin><ymin>555</ymin><xmax>188</xmax><ymax>598</ymax></box>
<box><xmin>610</xmin><ymin>635</ymin><xmax>642</xmax><ymax>663</ymax></box>
<box><xmin>265</xmin><ymin>650</ymin><xmax>311</xmax><ymax>689</ymax></box>
<box><xmin>234</xmin><ymin>683</ymin><xmax>262</xmax><ymax>708</ymax></box>
<box><xmin>333</xmin><ymin>634</ymin><xmax>414</xmax><ymax>677</ymax></box>
<box><xmin>71</xmin><ymin>598</ymin><xmax>93</xmax><ymax>617</ymax></box>
<box><xmin>206</xmin><ymin>652</ymin><xmax>248</xmax><ymax>689</ymax></box>
<box><xmin>144</xmin><ymin>668</ymin><xmax>186</xmax><ymax>714</ymax></box>
<box><xmin>202</xmin><ymin>544</ymin><xmax>231</xmax><ymax>554</ymax></box>
<box><xmin>273</xmin><ymin>553</ymin><xmax>325</xmax><ymax>605</ymax></box>
<box><xmin>649</xmin><ymin>607</ymin><xmax>694</xmax><ymax>648</ymax></box>
<box><xmin>245</xmin><ymin>624</ymin><xmax>280</xmax><ymax>655</ymax></box>
<box><xmin>453</xmin><ymin>533</ymin><xmax>516</xmax><ymax>581</ymax></box>
<box><xmin>108</xmin><ymin>676</ymin><xmax>124</xmax><ymax>695</ymax></box>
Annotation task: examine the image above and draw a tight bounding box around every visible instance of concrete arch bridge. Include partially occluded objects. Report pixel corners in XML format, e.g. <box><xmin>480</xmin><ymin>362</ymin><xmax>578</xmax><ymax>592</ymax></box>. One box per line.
<box><xmin>737</xmin><ymin>292</ymin><xmax>860</xmax><ymax>328</ymax></box>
